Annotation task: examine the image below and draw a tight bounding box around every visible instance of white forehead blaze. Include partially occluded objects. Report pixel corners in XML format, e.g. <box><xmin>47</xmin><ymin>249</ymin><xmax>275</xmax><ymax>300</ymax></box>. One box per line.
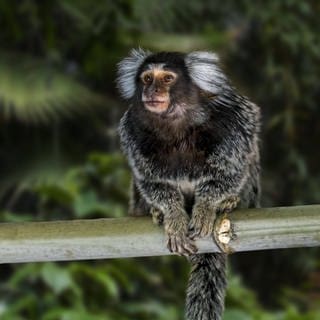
<box><xmin>146</xmin><ymin>63</ymin><xmax>165</xmax><ymax>70</ymax></box>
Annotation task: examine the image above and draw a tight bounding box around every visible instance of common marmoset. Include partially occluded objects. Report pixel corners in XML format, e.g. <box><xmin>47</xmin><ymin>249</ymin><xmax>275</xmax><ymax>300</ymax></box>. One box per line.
<box><xmin>117</xmin><ymin>49</ymin><xmax>260</xmax><ymax>320</ymax></box>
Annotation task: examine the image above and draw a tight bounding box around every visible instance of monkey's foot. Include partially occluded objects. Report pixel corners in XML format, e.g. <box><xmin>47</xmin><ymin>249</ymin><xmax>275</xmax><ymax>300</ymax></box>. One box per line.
<box><xmin>165</xmin><ymin>214</ymin><xmax>198</xmax><ymax>256</ymax></box>
<box><xmin>166</xmin><ymin>232</ymin><xmax>198</xmax><ymax>256</ymax></box>
<box><xmin>189</xmin><ymin>195</ymin><xmax>240</xmax><ymax>239</ymax></box>
<box><xmin>216</xmin><ymin>195</ymin><xmax>240</xmax><ymax>214</ymax></box>
<box><xmin>188</xmin><ymin>201</ymin><xmax>216</xmax><ymax>239</ymax></box>
<box><xmin>150</xmin><ymin>207</ymin><xmax>164</xmax><ymax>226</ymax></box>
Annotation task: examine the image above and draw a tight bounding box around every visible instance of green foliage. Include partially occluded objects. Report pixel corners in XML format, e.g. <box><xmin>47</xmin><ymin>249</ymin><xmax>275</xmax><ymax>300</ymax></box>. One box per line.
<box><xmin>225</xmin><ymin>0</ymin><xmax>320</xmax><ymax>206</ymax></box>
<box><xmin>0</xmin><ymin>54</ymin><xmax>105</xmax><ymax>123</ymax></box>
<box><xmin>225</xmin><ymin>272</ymin><xmax>320</xmax><ymax>319</ymax></box>
<box><xmin>0</xmin><ymin>152</ymin><xmax>130</xmax><ymax>223</ymax></box>
<box><xmin>1</xmin><ymin>0</ymin><xmax>320</xmax><ymax>319</ymax></box>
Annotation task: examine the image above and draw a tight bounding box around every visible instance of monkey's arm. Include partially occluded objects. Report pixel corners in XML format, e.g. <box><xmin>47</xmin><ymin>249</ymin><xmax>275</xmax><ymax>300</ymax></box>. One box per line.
<box><xmin>135</xmin><ymin>178</ymin><xmax>197</xmax><ymax>255</ymax></box>
<box><xmin>120</xmin><ymin>123</ymin><xmax>196</xmax><ymax>254</ymax></box>
<box><xmin>189</xmin><ymin>144</ymin><xmax>248</xmax><ymax>239</ymax></box>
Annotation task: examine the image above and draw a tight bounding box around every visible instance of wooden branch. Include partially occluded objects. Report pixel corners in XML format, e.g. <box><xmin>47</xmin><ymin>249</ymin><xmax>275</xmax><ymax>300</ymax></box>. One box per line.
<box><xmin>0</xmin><ymin>205</ymin><xmax>319</xmax><ymax>264</ymax></box>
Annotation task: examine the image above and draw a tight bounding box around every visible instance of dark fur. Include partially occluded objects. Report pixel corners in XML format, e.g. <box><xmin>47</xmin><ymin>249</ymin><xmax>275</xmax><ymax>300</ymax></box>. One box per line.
<box><xmin>118</xmin><ymin>50</ymin><xmax>260</xmax><ymax>320</ymax></box>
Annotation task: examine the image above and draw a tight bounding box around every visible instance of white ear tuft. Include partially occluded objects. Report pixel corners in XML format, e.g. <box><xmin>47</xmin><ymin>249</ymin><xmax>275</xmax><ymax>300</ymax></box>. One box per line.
<box><xmin>185</xmin><ymin>51</ymin><xmax>227</xmax><ymax>94</ymax></box>
<box><xmin>116</xmin><ymin>48</ymin><xmax>152</xmax><ymax>99</ymax></box>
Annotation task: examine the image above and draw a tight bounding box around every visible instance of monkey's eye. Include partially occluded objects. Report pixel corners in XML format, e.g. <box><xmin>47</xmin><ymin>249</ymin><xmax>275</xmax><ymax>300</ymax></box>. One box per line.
<box><xmin>163</xmin><ymin>74</ymin><xmax>175</xmax><ymax>84</ymax></box>
<box><xmin>143</xmin><ymin>74</ymin><xmax>153</xmax><ymax>84</ymax></box>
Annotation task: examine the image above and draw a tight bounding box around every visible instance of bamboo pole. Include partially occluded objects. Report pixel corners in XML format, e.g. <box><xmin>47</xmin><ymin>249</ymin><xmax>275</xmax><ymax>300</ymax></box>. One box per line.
<box><xmin>0</xmin><ymin>205</ymin><xmax>319</xmax><ymax>264</ymax></box>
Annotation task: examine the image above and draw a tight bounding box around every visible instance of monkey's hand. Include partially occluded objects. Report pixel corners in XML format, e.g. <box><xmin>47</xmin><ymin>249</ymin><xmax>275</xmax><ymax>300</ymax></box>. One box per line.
<box><xmin>132</xmin><ymin>180</ymin><xmax>197</xmax><ymax>255</ymax></box>
<box><xmin>189</xmin><ymin>195</ymin><xmax>239</xmax><ymax>239</ymax></box>
<box><xmin>164</xmin><ymin>211</ymin><xmax>198</xmax><ymax>256</ymax></box>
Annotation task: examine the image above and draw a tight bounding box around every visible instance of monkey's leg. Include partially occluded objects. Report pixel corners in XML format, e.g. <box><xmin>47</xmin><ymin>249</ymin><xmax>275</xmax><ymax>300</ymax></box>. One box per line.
<box><xmin>152</xmin><ymin>207</ymin><xmax>196</xmax><ymax>255</ymax></box>
<box><xmin>216</xmin><ymin>195</ymin><xmax>240</xmax><ymax>214</ymax></box>
<box><xmin>189</xmin><ymin>195</ymin><xmax>239</xmax><ymax>239</ymax></box>
<box><xmin>131</xmin><ymin>179</ymin><xmax>166</xmax><ymax>224</ymax></box>
<box><xmin>164</xmin><ymin>212</ymin><xmax>197</xmax><ymax>256</ymax></box>
<box><xmin>136</xmin><ymin>179</ymin><xmax>197</xmax><ymax>255</ymax></box>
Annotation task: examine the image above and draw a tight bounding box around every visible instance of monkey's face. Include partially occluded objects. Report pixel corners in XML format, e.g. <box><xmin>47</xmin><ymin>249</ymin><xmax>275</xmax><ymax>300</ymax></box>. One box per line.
<box><xmin>140</xmin><ymin>67</ymin><xmax>178</xmax><ymax>114</ymax></box>
<box><xmin>118</xmin><ymin>50</ymin><xmax>227</xmax><ymax>116</ymax></box>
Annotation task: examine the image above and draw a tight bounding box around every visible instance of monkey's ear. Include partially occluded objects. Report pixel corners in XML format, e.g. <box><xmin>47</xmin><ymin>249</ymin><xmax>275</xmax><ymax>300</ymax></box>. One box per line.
<box><xmin>117</xmin><ymin>48</ymin><xmax>152</xmax><ymax>99</ymax></box>
<box><xmin>185</xmin><ymin>51</ymin><xmax>227</xmax><ymax>94</ymax></box>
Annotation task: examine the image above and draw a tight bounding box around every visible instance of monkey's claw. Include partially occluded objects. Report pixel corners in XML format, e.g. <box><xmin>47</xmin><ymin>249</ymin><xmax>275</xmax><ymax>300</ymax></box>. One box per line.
<box><xmin>188</xmin><ymin>209</ymin><xmax>216</xmax><ymax>240</ymax></box>
<box><xmin>216</xmin><ymin>195</ymin><xmax>240</xmax><ymax>214</ymax></box>
<box><xmin>164</xmin><ymin>213</ymin><xmax>198</xmax><ymax>256</ymax></box>
<box><xmin>166</xmin><ymin>233</ymin><xmax>198</xmax><ymax>256</ymax></box>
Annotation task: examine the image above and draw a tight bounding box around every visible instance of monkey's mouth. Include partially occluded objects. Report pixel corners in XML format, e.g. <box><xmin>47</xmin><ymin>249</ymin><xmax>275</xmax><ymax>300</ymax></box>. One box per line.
<box><xmin>143</xmin><ymin>99</ymin><xmax>170</xmax><ymax>114</ymax></box>
<box><xmin>144</xmin><ymin>100</ymin><xmax>167</xmax><ymax>107</ymax></box>
<box><xmin>144</xmin><ymin>101</ymin><xmax>186</xmax><ymax>119</ymax></box>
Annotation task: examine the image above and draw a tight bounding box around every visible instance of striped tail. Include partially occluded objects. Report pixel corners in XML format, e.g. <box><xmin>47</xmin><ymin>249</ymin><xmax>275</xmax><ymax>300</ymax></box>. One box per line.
<box><xmin>186</xmin><ymin>253</ymin><xmax>227</xmax><ymax>320</ymax></box>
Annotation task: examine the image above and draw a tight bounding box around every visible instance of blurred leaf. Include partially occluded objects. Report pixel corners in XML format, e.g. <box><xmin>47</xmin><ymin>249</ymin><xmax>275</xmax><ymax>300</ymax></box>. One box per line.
<box><xmin>43</xmin><ymin>308</ymin><xmax>110</xmax><ymax>320</ymax></box>
<box><xmin>93</xmin><ymin>272</ymin><xmax>119</xmax><ymax>299</ymax></box>
<box><xmin>70</xmin><ymin>263</ymin><xmax>119</xmax><ymax>299</ymax></box>
<box><xmin>0</xmin><ymin>210</ymin><xmax>35</xmax><ymax>222</ymax></box>
<box><xmin>88</xmin><ymin>152</ymin><xmax>127</xmax><ymax>175</ymax></box>
<box><xmin>0</xmin><ymin>53</ymin><xmax>105</xmax><ymax>124</ymax></box>
<box><xmin>223</xmin><ymin>309</ymin><xmax>253</xmax><ymax>320</ymax></box>
<box><xmin>73</xmin><ymin>190</ymin><xmax>99</xmax><ymax>217</ymax></box>
<box><xmin>35</xmin><ymin>184</ymin><xmax>73</xmax><ymax>205</ymax></box>
<box><xmin>124</xmin><ymin>301</ymin><xmax>180</xmax><ymax>319</ymax></box>
<box><xmin>226</xmin><ymin>273</ymin><xmax>259</xmax><ymax>311</ymax></box>
<box><xmin>0</xmin><ymin>293</ymin><xmax>38</xmax><ymax>319</ymax></box>
<box><xmin>41</xmin><ymin>263</ymin><xmax>74</xmax><ymax>295</ymax></box>
<box><xmin>9</xmin><ymin>263</ymin><xmax>41</xmax><ymax>287</ymax></box>
<box><xmin>139</xmin><ymin>33</ymin><xmax>209</xmax><ymax>52</ymax></box>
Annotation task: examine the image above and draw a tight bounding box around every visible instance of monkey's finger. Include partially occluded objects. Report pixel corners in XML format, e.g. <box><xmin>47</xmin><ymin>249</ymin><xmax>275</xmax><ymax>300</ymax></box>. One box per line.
<box><xmin>176</xmin><ymin>238</ymin><xmax>188</xmax><ymax>254</ymax></box>
<box><xmin>168</xmin><ymin>236</ymin><xmax>179</xmax><ymax>254</ymax></box>
<box><xmin>188</xmin><ymin>229</ymin><xmax>202</xmax><ymax>240</ymax></box>
<box><xmin>188</xmin><ymin>216</ymin><xmax>205</xmax><ymax>234</ymax></box>
<box><xmin>167</xmin><ymin>232</ymin><xmax>197</xmax><ymax>255</ymax></box>
<box><xmin>175</xmin><ymin>237</ymin><xmax>192</xmax><ymax>256</ymax></box>
<box><xmin>183</xmin><ymin>240</ymin><xmax>198</xmax><ymax>255</ymax></box>
<box><xmin>176</xmin><ymin>242</ymin><xmax>188</xmax><ymax>256</ymax></box>
<box><xmin>188</xmin><ymin>231</ymin><xmax>198</xmax><ymax>240</ymax></box>
<box><xmin>217</xmin><ymin>196</ymin><xmax>240</xmax><ymax>213</ymax></box>
<box><xmin>189</xmin><ymin>223</ymin><xmax>214</xmax><ymax>239</ymax></box>
<box><xmin>188</xmin><ymin>227</ymin><xmax>200</xmax><ymax>239</ymax></box>
<box><xmin>188</xmin><ymin>219</ymin><xmax>198</xmax><ymax>230</ymax></box>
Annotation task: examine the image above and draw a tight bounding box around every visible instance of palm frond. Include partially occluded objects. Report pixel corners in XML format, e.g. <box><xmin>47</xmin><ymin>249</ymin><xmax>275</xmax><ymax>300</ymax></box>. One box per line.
<box><xmin>0</xmin><ymin>53</ymin><xmax>106</xmax><ymax>123</ymax></box>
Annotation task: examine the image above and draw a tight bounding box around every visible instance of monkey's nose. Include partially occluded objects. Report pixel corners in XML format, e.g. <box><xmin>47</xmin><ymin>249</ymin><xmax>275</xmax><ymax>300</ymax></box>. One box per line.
<box><xmin>154</xmin><ymin>87</ymin><xmax>161</xmax><ymax>93</ymax></box>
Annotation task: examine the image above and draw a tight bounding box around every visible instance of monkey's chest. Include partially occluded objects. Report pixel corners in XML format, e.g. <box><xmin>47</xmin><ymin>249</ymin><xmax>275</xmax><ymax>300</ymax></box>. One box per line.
<box><xmin>152</xmin><ymin>149</ymin><xmax>207</xmax><ymax>179</ymax></box>
<box><xmin>148</xmin><ymin>149</ymin><xmax>207</xmax><ymax>214</ymax></box>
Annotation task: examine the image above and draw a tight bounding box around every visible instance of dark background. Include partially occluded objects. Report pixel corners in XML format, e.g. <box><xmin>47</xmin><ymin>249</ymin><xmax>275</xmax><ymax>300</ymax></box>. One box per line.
<box><xmin>0</xmin><ymin>1</ymin><xmax>319</xmax><ymax>319</ymax></box>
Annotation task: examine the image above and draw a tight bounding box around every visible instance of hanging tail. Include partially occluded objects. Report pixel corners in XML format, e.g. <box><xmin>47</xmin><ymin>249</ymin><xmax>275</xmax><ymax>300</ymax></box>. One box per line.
<box><xmin>186</xmin><ymin>253</ymin><xmax>227</xmax><ymax>320</ymax></box>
